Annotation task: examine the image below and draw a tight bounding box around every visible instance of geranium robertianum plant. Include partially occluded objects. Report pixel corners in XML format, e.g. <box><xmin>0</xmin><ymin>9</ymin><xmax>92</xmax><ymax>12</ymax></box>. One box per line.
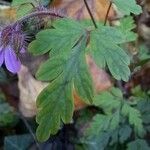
<box><xmin>0</xmin><ymin>0</ymin><xmax>144</xmax><ymax>143</ymax></box>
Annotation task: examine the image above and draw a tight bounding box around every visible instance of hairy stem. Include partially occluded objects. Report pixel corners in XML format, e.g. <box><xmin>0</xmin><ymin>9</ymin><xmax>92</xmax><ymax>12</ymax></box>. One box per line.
<box><xmin>14</xmin><ymin>10</ymin><xmax>65</xmax><ymax>26</ymax></box>
<box><xmin>83</xmin><ymin>0</ymin><xmax>98</xmax><ymax>28</ymax></box>
<box><xmin>104</xmin><ymin>2</ymin><xmax>112</xmax><ymax>26</ymax></box>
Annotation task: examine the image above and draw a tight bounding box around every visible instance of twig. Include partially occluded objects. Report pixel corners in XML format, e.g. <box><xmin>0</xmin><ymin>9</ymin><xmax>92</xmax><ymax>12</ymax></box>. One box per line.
<box><xmin>83</xmin><ymin>0</ymin><xmax>97</xmax><ymax>28</ymax></box>
<box><xmin>18</xmin><ymin>112</ymin><xmax>41</xmax><ymax>150</ymax></box>
<box><xmin>104</xmin><ymin>2</ymin><xmax>112</xmax><ymax>25</ymax></box>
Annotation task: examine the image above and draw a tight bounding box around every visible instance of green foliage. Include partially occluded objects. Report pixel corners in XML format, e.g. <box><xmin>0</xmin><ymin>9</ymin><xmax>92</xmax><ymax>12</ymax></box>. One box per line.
<box><xmin>127</xmin><ymin>139</ymin><xmax>150</xmax><ymax>150</ymax></box>
<box><xmin>4</xmin><ymin>134</ymin><xmax>34</xmax><ymax>150</ymax></box>
<box><xmin>118</xmin><ymin>17</ymin><xmax>137</xmax><ymax>42</ymax></box>
<box><xmin>137</xmin><ymin>45</ymin><xmax>150</xmax><ymax>66</ymax></box>
<box><xmin>119</xmin><ymin>125</ymin><xmax>132</xmax><ymax>144</ymax></box>
<box><xmin>2</xmin><ymin>0</ymin><xmax>147</xmax><ymax>148</ymax></box>
<box><xmin>16</xmin><ymin>4</ymin><xmax>33</xmax><ymax>18</ymax></box>
<box><xmin>93</xmin><ymin>88</ymin><xmax>145</xmax><ymax>137</ymax></box>
<box><xmin>28</xmin><ymin>14</ymin><xmax>139</xmax><ymax>141</ymax></box>
<box><xmin>112</xmin><ymin>0</ymin><xmax>142</xmax><ymax>15</ymax></box>
<box><xmin>86</xmin><ymin>111</ymin><xmax>120</xmax><ymax>137</ymax></box>
<box><xmin>78</xmin><ymin>88</ymin><xmax>148</xmax><ymax>149</ymax></box>
<box><xmin>12</xmin><ymin>0</ymin><xmax>34</xmax><ymax>6</ymax></box>
<box><xmin>78</xmin><ymin>132</ymin><xmax>110</xmax><ymax>150</ymax></box>
<box><xmin>32</xmin><ymin>20</ymin><xmax>94</xmax><ymax>141</ymax></box>
<box><xmin>36</xmin><ymin>77</ymin><xmax>74</xmax><ymax>141</ymax></box>
<box><xmin>93</xmin><ymin>88</ymin><xmax>122</xmax><ymax>113</ymax></box>
<box><xmin>121</xmin><ymin>103</ymin><xmax>145</xmax><ymax>137</ymax></box>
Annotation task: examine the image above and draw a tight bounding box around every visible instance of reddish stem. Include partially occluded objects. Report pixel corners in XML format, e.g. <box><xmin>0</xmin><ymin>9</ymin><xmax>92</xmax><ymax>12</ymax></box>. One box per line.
<box><xmin>104</xmin><ymin>2</ymin><xmax>112</xmax><ymax>26</ymax></box>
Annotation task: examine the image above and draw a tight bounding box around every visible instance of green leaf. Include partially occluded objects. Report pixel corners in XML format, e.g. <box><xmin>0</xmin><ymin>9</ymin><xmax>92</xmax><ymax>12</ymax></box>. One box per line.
<box><xmin>109</xmin><ymin>111</ymin><xmax>120</xmax><ymax>130</ymax></box>
<box><xmin>12</xmin><ymin>0</ymin><xmax>35</xmax><ymax>6</ymax></box>
<box><xmin>109</xmin><ymin>129</ymin><xmax>119</xmax><ymax>145</ymax></box>
<box><xmin>118</xmin><ymin>17</ymin><xmax>137</xmax><ymax>42</ymax></box>
<box><xmin>4</xmin><ymin>134</ymin><xmax>34</xmax><ymax>150</ymax></box>
<box><xmin>119</xmin><ymin>125</ymin><xmax>132</xmax><ymax>143</ymax></box>
<box><xmin>127</xmin><ymin>139</ymin><xmax>150</xmax><ymax>150</ymax></box>
<box><xmin>36</xmin><ymin>77</ymin><xmax>74</xmax><ymax>141</ymax></box>
<box><xmin>16</xmin><ymin>3</ymin><xmax>33</xmax><ymax>18</ymax></box>
<box><xmin>36</xmin><ymin>36</ymin><xmax>94</xmax><ymax>141</ymax></box>
<box><xmin>138</xmin><ymin>45</ymin><xmax>150</xmax><ymax>63</ymax></box>
<box><xmin>121</xmin><ymin>103</ymin><xmax>145</xmax><ymax>137</ymax></box>
<box><xmin>112</xmin><ymin>0</ymin><xmax>142</xmax><ymax>15</ymax></box>
<box><xmin>28</xmin><ymin>18</ymin><xmax>86</xmax><ymax>55</ymax></box>
<box><xmin>87</xmin><ymin>112</ymin><xmax>120</xmax><ymax>137</ymax></box>
<box><xmin>12</xmin><ymin>0</ymin><xmax>35</xmax><ymax>19</ymax></box>
<box><xmin>90</xmin><ymin>26</ymin><xmax>131</xmax><ymax>81</ymax></box>
<box><xmin>80</xmin><ymin>132</ymin><xmax>110</xmax><ymax>150</ymax></box>
<box><xmin>93</xmin><ymin>89</ymin><xmax>121</xmax><ymax>113</ymax></box>
<box><xmin>86</xmin><ymin>114</ymin><xmax>111</xmax><ymax>136</ymax></box>
<box><xmin>74</xmin><ymin>54</ymin><xmax>94</xmax><ymax>103</ymax></box>
<box><xmin>110</xmin><ymin>87</ymin><xmax>123</xmax><ymax>98</ymax></box>
<box><xmin>36</xmin><ymin>56</ymin><xmax>65</xmax><ymax>81</ymax></box>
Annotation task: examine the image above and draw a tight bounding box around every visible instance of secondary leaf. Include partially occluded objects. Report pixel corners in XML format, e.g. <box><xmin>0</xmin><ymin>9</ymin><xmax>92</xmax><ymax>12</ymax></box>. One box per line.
<box><xmin>118</xmin><ymin>17</ymin><xmax>137</xmax><ymax>42</ymax></box>
<box><xmin>86</xmin><ymin>114</ymin><xmax>111</xmax><ymax>136</ymax></box>
<box><xmin>121</xmin><ymin>103</ymin><xmax>145</xmax><ymax>137</ymax></box>
<box><xmin>90</xmin><ymin>26</ymin><xmax>131</xmax><ymax>81</ymax></box>
<box><xmin>12</xmin><ymin>0</ymin><xmax>35</xmax><ymax>19</ymax></box>
<box><xmin>112</xmin><ymin>0</ymin><xmax>142</xmax><ymax>15</ymax></box>
<box><xmin>12</xmin><ymin>0</ymin><xmax>36</xmax><ymax>6</ymax></box>
<box><xmin>80</xmin><ymin>132</ymin><xmax>110</xmax><ymax>150</ymax></box>
<box><xmin>86</xmin><ymin>112</ymin><xmax>120</xmax><ymax>137</ymax></box>
<box><xmin>16</xmin><ymin>3</ymin><xmax>33</xmax><ymax>18</ymax></box>
<box><xmin>119</xmin><ymin>125</ymin><xmax>132</xmax><ymax>143</ymax></box>
<box><xmin>93</xmin><ymin>88</ymin><xmax>121</xmax><ymax>113</ymax></box>
<box><xmin>127</xmin><ymin>139</ymin><xmax>150</xmax><ymax>150</ymax></box>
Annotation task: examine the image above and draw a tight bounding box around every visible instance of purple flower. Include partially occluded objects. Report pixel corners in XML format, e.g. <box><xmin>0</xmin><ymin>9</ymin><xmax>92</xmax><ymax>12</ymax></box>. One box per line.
<box><xmin>0</xmin><ymin>24</ymin><xmax>27</xmax><ymax>73</ymax></box>
<box><xmin>0</xmin><ymin>46</ymin><xmax>22</xmax><ymax>73</ymax></box>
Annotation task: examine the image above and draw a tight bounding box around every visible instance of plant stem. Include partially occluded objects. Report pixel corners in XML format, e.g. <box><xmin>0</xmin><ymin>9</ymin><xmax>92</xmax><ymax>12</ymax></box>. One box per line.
<box><xmin>104</xmin><ymin>2</ymin><xmax>112</xmax><ymax>25</ymax></box>
<box><xmin>19</xmin><ymin>112</ymin><xmax>40</xmax><ymax>150</ymax></box>
<box><xmin>83</xmin><ymin>0</ymin><xmax>98</xmax><ymax>28</ymax></box>
<box><xmin>14</xmin><ymin>10</ymin><xmax>65</xmax><ymax>26</ymax></box>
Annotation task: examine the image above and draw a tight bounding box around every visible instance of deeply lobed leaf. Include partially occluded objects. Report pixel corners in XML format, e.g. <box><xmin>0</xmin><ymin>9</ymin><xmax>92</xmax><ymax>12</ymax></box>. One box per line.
<box><xmin>36</xmin><ymin>36</ymin><xmax>94</xmax><ymax>141</ymax></box>
<box><xmin>90</xmin><ymin>26</ymin><xmax>131</xmax><ymax>81</ymax></box>
<box><xmin>112</xmin><ymin>0</ymin><xmax>142</xmax><ymax>15</ymax></box>
<box><xmin>28</xmin><ymin>16</ymin><xmax>139</xmax><ymax>141</ymax></box>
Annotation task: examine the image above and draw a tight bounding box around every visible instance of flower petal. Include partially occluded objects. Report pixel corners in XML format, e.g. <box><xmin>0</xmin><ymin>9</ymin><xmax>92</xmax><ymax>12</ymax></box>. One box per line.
<box><xmin>0</xmin><ymin>32</ymin><xmax>2</xmax><ymax>51</ymax></box>
<box><xmin>0</xmin><ymin>50</ymin><xmax>4</xmax><ymax>66</ymax></box>
<box><xmin>4</xmin><ymin>46</ymin><xmax>21</xmax><ymax>73</ymax></box>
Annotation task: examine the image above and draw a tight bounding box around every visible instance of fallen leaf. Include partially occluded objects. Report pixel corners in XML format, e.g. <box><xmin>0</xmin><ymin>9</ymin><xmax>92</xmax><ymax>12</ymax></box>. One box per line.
<box><xmin>18</xmin><ymin>65</ymin><xmax>48</xmax><ymax>117</ymax></box>
<box><xmin>51</xmin><ymin>0</ymin><xmax>115</xmax><ymax>21</ymax></box>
